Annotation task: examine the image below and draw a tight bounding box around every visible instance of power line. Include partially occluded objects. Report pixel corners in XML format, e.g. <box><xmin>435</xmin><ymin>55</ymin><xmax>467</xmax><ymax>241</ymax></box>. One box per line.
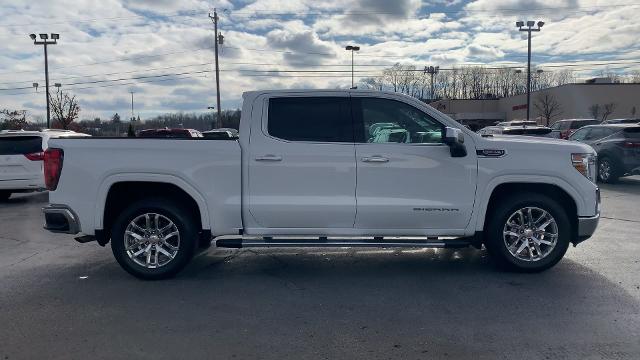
<box><xmin>224</xmin><ymin>3</ymin><xmax>640</xmax><ymax>17</ymax></box>
<box><xmin>0</xmin><ymin>9</ymin><xmax>208</xmax><ymax>28</ymax></box>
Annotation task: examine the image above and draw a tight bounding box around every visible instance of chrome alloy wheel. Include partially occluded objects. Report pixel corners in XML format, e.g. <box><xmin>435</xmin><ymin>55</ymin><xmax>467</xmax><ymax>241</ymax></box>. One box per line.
<box><xmin>503</xmin><ymin>207</ymin><xmax>558</xmax><ymax>262</ymax></box>
<box><xmin>599</xmin><ymin>159</ymin><xmax>611</xmax><ymax>182</ymax></box>
<box><xmin>124</xmin><ymin>213</ymin><xmax>180</xmax><ymax>269</ymax></box>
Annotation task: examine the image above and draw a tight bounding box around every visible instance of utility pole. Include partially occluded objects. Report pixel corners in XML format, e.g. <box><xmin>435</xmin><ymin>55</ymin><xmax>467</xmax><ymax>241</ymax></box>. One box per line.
<box><xmin>130</xmin><ymin>91</ymin><xmax>135</xmax><ymax>121</ymax></box>
<box><xmin>516</xmin><ymin>20</ymin><xmax>544</xmax><ymax>121</ymax></box>
<box><xmin>30</xmin><ymin>33</ymin><xmax>59</xmax><ymax>128</ymax></box>
<box><xmin>424</xmin><ymin>66</ymin><xmax>439</xmax><ymax>101</ymax></box>
<box><xmin>209</xmin><ymin>10</ymin><xmax>222</xmax><ymax>128</ymax></box>
<box><xmin>345</xmin><ymin>45</ymin><xmax>360</xmax><ymax>89</ymax></box>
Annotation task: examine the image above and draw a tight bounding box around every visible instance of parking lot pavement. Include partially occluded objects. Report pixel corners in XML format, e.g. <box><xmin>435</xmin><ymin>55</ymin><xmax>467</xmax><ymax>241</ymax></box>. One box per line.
<box><xmin>1</xmin><ymin>181</ymin><xmax>640</xmax><ymax>360</ymax></box>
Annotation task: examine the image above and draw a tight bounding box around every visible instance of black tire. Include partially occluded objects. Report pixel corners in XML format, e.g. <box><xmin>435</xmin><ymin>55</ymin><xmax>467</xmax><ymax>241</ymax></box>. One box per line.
<box><xmin>597</xmin><ymin>156</ymin><xmax>619</xmax><ymax>183</ymax></box>
<box><xmin>0</xmin><ymin>191</ymin><xmax>11</xmax><ymax>201</ymax></box>
<box><xmin>484</xmin><ymin>192</ymin><xmax>571</xmax><ymax>273</ymax></box>
<box><xmin>111</xmin><ymin>198</ymin><xmax>198</xmax><ymax>280</ymax></box>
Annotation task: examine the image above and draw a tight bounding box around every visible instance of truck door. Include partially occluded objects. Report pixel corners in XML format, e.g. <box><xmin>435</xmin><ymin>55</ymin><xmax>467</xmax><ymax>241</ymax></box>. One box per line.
<box><xmin>247</xmin><ymin>95</ymin><xmax>357</xmax><ymax>229</ymax></box>
<box><xmin>352</xmin><ymin>95</ymin><xmax>477</xmax><ymax>231</ymax></box>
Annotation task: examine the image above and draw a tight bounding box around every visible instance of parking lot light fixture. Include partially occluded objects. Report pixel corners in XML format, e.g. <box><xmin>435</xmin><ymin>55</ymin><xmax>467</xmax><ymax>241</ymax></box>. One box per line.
<box><xmin>345</xmin><ymin>45</ymin><xmax>360</xmax><ymax>89</ymax></box>
<box><xmin>515</xmin><ymin>20</ymin><xmax>543</xmax><ymax>121</ymax></box>
<box><xmin>30</xmin><ymin>33</ymin><xmax>59</xmax><ymax>128</ymax></box>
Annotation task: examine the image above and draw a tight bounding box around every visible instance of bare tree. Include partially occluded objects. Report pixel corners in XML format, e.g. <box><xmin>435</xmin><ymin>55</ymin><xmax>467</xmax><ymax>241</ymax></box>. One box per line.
<box><xmin>0</xmin><ymin>109</ymin><xmax>27</xmax><ymax>130</ymax></box>
<box><xmin>602</xmin><ymin>103</ymin><xmax>616</xmax><ymax>121</ymax></box>
<box><xmin>534</xmin><ymin>94</ymin><xmax>563</xmax><ymax>125</ymax></box>
<box><xmin>49</xmin><ymin>89</ymin><xmax>80</xmax><ymax>129</ymax></box>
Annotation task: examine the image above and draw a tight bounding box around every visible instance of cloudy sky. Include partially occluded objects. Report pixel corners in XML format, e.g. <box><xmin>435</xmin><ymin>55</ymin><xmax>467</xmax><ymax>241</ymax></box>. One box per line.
<box><xmin>0</xmin><ymin>0</ymin><xmax>639</xmax><ymax>121</ymax></box>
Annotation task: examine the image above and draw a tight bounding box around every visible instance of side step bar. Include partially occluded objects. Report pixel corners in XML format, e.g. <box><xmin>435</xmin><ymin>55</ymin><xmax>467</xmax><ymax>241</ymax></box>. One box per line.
<box><xmin>216</xmin><ymin>237</ymin><xmax>473</xmax><ymax>249</ymax></box>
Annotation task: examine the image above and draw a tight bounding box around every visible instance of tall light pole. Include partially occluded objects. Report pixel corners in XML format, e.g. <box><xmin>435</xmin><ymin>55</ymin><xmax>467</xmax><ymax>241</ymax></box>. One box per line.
<box><xmin>516</xmin><ymin>20</ymin><xmax>544</xmax><ymax>121</ymax></box>
<box><xmin>424</xmin><ymin>65</ymin><xmax>440</xmax><ymax>101</ymax></box>
<box><xmin>130</xmin><ymin>91</ymin><xmax>135</xmax><ymax>121</ymax></box>
<box><xmin>207</xmin><ymin>106</ymin><xmax>216</xmax><ymax>129</ymax></box>
<box><xmin>345</xmin><ymin>45</ymin><xmax>360</xmax><ymax>89</ymax></box>
<box><xmin>30</xmin><ymin>33</ymin><xmax>59</xmax><ymax>128</ymax></box>
<box><xmin>209</xmin><ymin>10</ymin><xmax>223</xmax><ymax>127</ymax></box>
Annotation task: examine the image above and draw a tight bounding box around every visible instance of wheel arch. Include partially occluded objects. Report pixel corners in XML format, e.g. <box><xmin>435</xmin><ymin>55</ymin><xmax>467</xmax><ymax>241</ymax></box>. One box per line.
<box><xmin>96</xmin><ymin>174</ymin><xmax>211</xmax><ymax>239</ymax></box>
<box><xmin>476</xmin><ymin>178</ymin><xmax>580</xmax><ymax>240</ymax></box>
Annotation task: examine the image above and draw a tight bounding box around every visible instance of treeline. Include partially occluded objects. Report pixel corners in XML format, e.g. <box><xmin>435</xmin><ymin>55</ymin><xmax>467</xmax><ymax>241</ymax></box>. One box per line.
<box><xmin>360</xmin><ymin>64</ymin><xmax>640</xmax><ymax>100</ymax></box>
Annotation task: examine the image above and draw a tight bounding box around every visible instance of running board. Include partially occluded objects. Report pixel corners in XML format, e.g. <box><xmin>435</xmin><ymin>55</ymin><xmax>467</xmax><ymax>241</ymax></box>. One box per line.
<box><xmin>215</xmin><ymin>237</ymin><xmax>472</xmax><ymax>249</ymax></box>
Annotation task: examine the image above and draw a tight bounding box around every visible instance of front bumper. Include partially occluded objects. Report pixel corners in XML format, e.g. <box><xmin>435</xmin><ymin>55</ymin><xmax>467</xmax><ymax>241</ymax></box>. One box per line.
<box><xmin>578</xmin><ymin>214</ymin><xmax>600</xmax><ymax>237</ymax></box>
<box><xmin>43</xmin><ymin>205</ymin><xmax>80</xmax><ymax>234</ymax></box>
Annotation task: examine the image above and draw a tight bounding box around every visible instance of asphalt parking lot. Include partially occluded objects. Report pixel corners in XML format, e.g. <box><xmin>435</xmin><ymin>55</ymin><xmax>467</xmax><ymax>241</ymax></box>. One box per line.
<box><xmin>1</xmin><ymin>179</ymin><xmax>640</xmax><ymax>360</ymax></box>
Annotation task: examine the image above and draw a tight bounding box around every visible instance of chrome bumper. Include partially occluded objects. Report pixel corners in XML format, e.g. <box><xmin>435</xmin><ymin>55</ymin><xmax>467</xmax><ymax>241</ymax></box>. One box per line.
<box><xmin>43</xmin><ymin>205</ymin><xmax>80</xmax><ymax>234</ymax></box>
<box><xmin>577</xmin><ymin>214</ymin><xmax>600</xmax><ymax>240</ymax></box>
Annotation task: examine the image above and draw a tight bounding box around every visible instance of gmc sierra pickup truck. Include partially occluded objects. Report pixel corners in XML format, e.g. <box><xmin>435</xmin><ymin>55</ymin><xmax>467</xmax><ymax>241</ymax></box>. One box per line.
<box><xmin>43</xmin><ymin>90</ymin><xmax>600</xmax><ymax>279</ymax></box>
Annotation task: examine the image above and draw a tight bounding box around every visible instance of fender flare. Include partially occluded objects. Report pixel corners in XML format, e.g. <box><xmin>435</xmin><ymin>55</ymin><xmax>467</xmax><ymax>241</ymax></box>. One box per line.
<box><xmin>474</xmin><ymin>175</ymin><xmax>584</xmax><ymax>231</ymax></box>
<box><xmin>94</xmin><ymin>173</ymin><xmax>211</xmax><ymax>231</ymax></box>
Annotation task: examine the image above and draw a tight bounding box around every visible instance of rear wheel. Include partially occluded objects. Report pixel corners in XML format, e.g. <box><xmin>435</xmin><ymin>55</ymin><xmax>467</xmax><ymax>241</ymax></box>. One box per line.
<box><xmin>111</xmin><ymin>198</ymin><xmax>198</xmax><ymax>280</ymax></box>
<box><xmin>598</xmin><ymin>157</ymin><xmax>619</xmax><ymax>183</ymax></box>
<box><xmin>0</xmin><ymin>191</ymin><xmax>11</xmax><ymax>201</ymax></box>
<box><xmin>485</xmin><ymin>193</ymin><xmax>571</xmax><ymax>272</ymax></box>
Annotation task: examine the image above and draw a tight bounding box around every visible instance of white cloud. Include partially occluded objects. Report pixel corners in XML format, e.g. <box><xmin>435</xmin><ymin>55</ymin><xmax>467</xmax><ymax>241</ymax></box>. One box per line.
<box><xmin>0</xmin><ymin>0</ymin><xmax>639</xmax><ymax>121</ymax></box>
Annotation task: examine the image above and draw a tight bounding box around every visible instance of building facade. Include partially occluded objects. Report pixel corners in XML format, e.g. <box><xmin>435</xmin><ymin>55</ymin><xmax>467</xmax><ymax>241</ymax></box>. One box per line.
<box><xmin>430</xmin><ymin>82</ymin><xmax>640</xmax><ymax>130</ymax></box>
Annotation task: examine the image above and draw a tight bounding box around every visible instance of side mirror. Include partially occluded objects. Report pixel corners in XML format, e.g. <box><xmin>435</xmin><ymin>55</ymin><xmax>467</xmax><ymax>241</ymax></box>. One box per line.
<box><xmin>443</xmin><ymin>127</ymin><xmax>467</xmax><ymax>157</ymax></box>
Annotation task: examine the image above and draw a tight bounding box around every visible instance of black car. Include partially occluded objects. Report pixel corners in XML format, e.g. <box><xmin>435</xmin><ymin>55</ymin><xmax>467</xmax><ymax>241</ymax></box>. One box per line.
<box><xmin>569</xmin><ymin>124</ymin><xmax>640</xmax><ymax>182</ymax></box>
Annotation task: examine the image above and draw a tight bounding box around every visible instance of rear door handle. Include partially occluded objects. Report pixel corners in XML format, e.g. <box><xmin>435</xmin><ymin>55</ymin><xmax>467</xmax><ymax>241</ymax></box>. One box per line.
<box><xmin>255</xmin><ymin>154</ymin><xmax>282</xmax><ymax>161</ymax></box>
<box><xmin>361</xmin><ymin>156</ymin><xmax>389</xmax><ymax>163</ymax></box>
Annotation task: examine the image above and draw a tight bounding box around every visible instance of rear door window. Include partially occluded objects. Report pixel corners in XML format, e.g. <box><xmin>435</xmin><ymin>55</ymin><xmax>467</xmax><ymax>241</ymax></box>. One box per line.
<box><xmin>573</xmin><ymin>120</ymin><xmax>599</xmax><ymax>129</ymax></box>
<box><xmin>267</xmin><ymin>97</ymin><xmax>352</xmax><ymax>142</ymax></box>
<box><xmin>0</xmin><ymin>136</ymin><xmax>43</xmax><ymax>155</ymax></box>
<box><xmin>623</xmin><ymin>127</ymin><xmax>640</xmax><ymax>139</ymax></box>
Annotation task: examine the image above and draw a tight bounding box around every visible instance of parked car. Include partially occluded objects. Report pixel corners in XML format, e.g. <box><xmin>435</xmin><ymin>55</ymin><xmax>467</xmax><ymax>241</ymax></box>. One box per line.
<box><xmin>0</xmin><ymin>129</ymin><xmax>89</xmax><ymax>200</ymax></box>
<box><xmin>138</xmin><ymin>128</ymin><xmax>203</xmax><ymax>138</ymax></box>
<box><xmin>477</xmin><ymin>125</ymin><xmax>553</xmax><ymax>137</ymax></box>
<box><xmin>549</xmin><ymin>119</ymin><xmax>600</xmax><ymax>139</ymax></box>
<box><xmin>201</xmin><ymin>128</ymin><xmax>239</xmax><ymax>140</ymax></box>
<box><xmin>43</xmin><ymin>90</ymin><xmax>599</xmax><ymax>279</ymax></box>
<box><xmin>569</xmin><ymin>124</ymin><xmax>640</xmax><ymax>182</ymax></box>
<box><xmin>496</xmin><ymin>120</ymin><xmax>538</xmax><ymax>127</ymax></box>
<box><xmin>602</xmin><ymin>118</ymin><xmax>639</xmax><ymax>125</ymax></box>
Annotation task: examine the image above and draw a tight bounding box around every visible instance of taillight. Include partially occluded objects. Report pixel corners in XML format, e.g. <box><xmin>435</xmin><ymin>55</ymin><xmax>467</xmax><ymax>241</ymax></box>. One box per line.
<box><xmin>24</xmin><ymin>152</ymin><xmax>45</xmax><ymax>161</ymax></box>
<box><xmin>44</xmin><ymin>148</ymin><xmax>64</xmax><ymax>191</ymax></box>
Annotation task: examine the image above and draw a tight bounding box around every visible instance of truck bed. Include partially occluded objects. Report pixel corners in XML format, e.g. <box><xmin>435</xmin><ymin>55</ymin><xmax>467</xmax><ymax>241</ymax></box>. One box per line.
<box><xmin>47</xmin><ymin>138</ymin><xmax>242</xmax><ymax>236</ymax></box>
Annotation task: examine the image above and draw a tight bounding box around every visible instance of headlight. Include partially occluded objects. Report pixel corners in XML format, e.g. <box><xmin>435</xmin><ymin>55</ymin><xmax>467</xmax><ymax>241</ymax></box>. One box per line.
<box><xmin>572</xmin><ymin>153</ymin><xmax>597</xmax><ymax>183</ymax></box>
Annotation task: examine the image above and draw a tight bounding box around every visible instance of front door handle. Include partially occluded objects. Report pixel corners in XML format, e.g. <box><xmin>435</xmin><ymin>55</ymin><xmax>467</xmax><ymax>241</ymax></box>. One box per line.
<box><xmin>361</xmin><ymin>156</ymin><xmax>389</xmax><ymax>163</ymax></box>
<box><xmin>255</xmin><ymin>154</ymin><xmax>283</xmax><ymax>161</ymax></box>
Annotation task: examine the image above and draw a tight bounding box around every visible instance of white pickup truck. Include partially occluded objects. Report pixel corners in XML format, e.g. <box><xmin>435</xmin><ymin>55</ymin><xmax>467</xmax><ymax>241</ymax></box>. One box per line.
<box><xmin>43</xmin><ymin>90</ymin><xmax>600</xmax><ymax>279</ymax></box>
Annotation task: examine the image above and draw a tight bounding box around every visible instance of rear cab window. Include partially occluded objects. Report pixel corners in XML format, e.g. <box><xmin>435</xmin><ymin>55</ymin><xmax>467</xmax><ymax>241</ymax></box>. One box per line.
<box><xmin>267</xmin><ymin>97</ymin><xmax>352</xmax><ymax>142</ymax></box>
<box><xmin>0</xmin><ymin>136</ymin><xmax>43</xmax><ymax>155</ymax></box>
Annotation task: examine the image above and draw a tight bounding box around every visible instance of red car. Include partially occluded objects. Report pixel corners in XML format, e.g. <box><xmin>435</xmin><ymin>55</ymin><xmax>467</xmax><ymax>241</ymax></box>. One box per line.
<box><xmin>549</xmin><ymin>119</ymin><xmax>599</xmax><ymax>139</ymax></box>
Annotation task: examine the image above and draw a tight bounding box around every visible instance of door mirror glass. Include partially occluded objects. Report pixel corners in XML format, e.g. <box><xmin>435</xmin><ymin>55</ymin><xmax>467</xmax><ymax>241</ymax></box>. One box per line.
<box><xmin>443</xmin><ymin>127</ymin><xmax>467</xmax><ymax>157</ymax></box>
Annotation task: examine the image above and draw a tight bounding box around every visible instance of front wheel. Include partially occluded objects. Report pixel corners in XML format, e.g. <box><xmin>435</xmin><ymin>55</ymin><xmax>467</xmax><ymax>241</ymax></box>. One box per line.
<box><xmin>111</xmin><ymin>199</ymin><xmax>198</xmax><ymax>280</ymax></box>
<box><xmin>484</xmin><ymin>193</ymin><xmax>571</xmax><ymax>272</ymax></box>
<box><xmin>598</xmin><ymin>157</ymin><xmax>619</xmax><ymax>183</ymax></box>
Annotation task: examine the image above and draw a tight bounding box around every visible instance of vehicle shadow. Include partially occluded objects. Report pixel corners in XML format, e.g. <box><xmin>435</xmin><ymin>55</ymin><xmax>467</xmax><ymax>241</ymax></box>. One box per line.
<box><xmin>2</xmin><ymin>247</ymin><xmax>639</xmax><ymax>359</ymax></box>
<box><xmin>599</xmin><ymin>175</ymin><xmax>640</xmax><ymax>195</ymax></box>
<box><xmin>0</xmin><ymin>191</ymin><xmax>48</xmax><ymax>206</ymax></box>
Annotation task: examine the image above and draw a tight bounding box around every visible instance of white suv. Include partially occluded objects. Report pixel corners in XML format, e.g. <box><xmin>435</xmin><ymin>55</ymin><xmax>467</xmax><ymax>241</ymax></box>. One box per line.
<box><xmin>0</xmin><ymin>130</ymin><xmax>89</xmax><ymax>201</ymax></box>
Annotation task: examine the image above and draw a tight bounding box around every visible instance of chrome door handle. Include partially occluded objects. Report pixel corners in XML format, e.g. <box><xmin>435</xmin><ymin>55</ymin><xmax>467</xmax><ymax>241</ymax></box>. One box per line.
<box><xmin>255</xmin><ymin>154</ymin><xmax>282</xmax><ymax>161</ymax></box>
<box><xmin>361</xmin><ymin>156</ymin><xmax>389</xmax><ymax>163</ymax></box>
